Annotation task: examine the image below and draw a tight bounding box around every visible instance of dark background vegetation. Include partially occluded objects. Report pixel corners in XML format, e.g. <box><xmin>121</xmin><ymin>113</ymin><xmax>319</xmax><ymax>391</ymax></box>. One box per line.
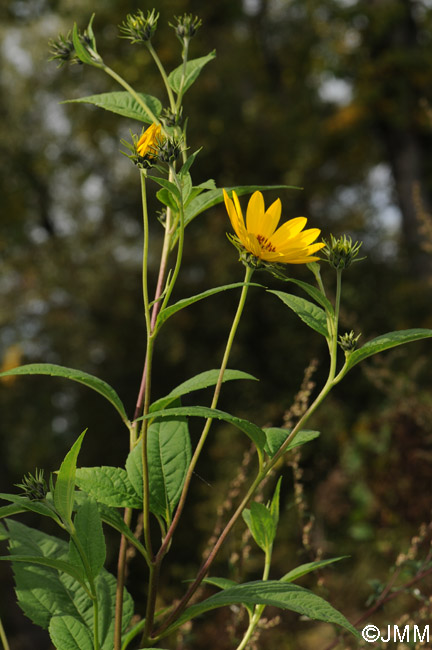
<box><xmin>2</xmin><ymin>0</ymin><xmax>432</xmax><ymax>648</ymax></box>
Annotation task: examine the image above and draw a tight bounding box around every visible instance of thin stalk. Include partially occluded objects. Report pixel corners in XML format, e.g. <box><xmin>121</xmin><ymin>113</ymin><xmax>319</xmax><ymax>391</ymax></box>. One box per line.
<box><xmin>114</xmin><ymin>507</ymin><xmax>133</xmax><ymax>650</ymax></box>
<box><xmin>70</xmin><ymin>532</ymin><xmax>100</xmax><ymax>650</ymax></box>
<box><xmin>235</xmin><ymin>548</ymin><xmax>272</xmax><ymax>650</ymax></box>
<box><xmin>102</xmin><ymin>65</ymin><xmax>160</xmax><ymax>126</ymax></box>
<box><xmin>0</xmin><ymin>618</ymin><xmax>10</xmax><ymax>650</ymax></box>
<box><xmin>156</xmin><ymin>265</ymin><xmax>254</xmax><ymax>563</ymax></box>
<box><xmin>146</xmin><ymin>42</ymin><xmax>177</xmax><ymax>113</ymax></box>
<box><xmin>141</xmin><ymin>334</ymin><xmax>154</xmax><ymax>557</ymax></box>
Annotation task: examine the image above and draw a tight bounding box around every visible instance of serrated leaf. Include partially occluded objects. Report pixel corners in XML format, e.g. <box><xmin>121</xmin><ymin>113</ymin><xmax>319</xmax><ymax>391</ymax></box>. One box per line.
<box><xmin>268</xmin><ymin>291</ymin><xmax>328</xmax><ymax>337</ymax></box>
<box><xmin>168</xmin><ymin>580</ymin><xmax>358</xmax><ymax>637</ymax></box>
<box><xmin>0</xmin><ymin>554</ymin><xmax>86</xmax><ymax>587</ymax></box>
<box><xmin>75</xmin><ymin>466</ymin><xmax>141</xmax><ymax>508</ymax></box>
<box><xmin>281</xmin><ymin>557</ymin><xmax>348</xmax><ymax>583</ymax></box>
<box><xmin>54</xmin><ymin>431</ymin><xmax>86</xmax><ymax>527</ymax></box>
<box><xmin>0</xmin><ymin>363</ymin><xmax>128</xmax><ymax>423</ymax></box>
<box><xmin>126</xmin><ymin>418</ymin><xmax>191</xmax><ymax>521</ymax></box>
<box><xmin>63</xmin><ymin>91</ymin><xmax>162</xmax><ymax>124</ymax></box>
<box><xmin>343</xmin><ymin>328</ymin><xmax>432</xmax><ymax>373</ymax></box>
<box><xmin>264</xmin><ymin>428</ymin><xmax>320</xmax><ymax>457</ymax></box>
<box><xmin>69</xmin><ymin>497</ymin><xmax>106</xmax><ymax>580</ymax></box>
<box><xmin>5</xmin><ymin>520</ymin><xmax>133</xmax><ymax>644</ymax></box>
<box><xmin>150</xmin><ymin>368</ymin><xmax>257</xmax><ymax>412</ymax></box>
<box><xmin>156</xmin><ymin>282</ymin><xmax>262</xmax><ymax>330</ymax></box>
<box><xmin>139</xmin><ymin>406</ymin><xmax>266</xmax><ymax>451</ymax></box>
<box><xmin>49</xmin><ymin>615</ymin><xmax>93</xmax><ymax>650</ymax></box>
<box><xmin>168</xmin><ymin>51</ymin><xmax>216</xmax><ymax>95</ymax></box>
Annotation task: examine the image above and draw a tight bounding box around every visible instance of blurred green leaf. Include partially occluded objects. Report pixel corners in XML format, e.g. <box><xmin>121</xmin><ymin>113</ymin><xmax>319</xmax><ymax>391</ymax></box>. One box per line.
<box><xmin>63</xmin><ymin>92</ymin><xmax>162</xmax><ymax>124</ymax></box>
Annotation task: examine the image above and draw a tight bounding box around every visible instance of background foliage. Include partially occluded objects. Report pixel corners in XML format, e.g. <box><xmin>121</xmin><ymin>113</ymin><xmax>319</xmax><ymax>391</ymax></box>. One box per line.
<box><xmin>2</xmin><ymin>0</ymin><xmax>432</xmax><ymax>648</ymax></box>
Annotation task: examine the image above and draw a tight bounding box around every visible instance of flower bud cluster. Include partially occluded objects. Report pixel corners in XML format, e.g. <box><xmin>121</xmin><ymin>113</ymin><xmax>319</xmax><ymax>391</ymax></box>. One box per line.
<box><xmin>338</xmin><ymin>330</ymin><xmax>361</xmax><ymax>352</ymax></box>
<box><xmin>170</xmin><ymin>14</ymin><xmax>202</xmax><ymax>41</ymax></box>
<box><xmin>15</xmin><ymin>469</ymin><xmax>49</xmax><ymax>501</ymax></box>
<box><xmin>322</xmin><ymin>234</ymin><xmax>364</xmax><ymax>270</ymax></box>
<box><xmin>119</xmin><ymin>9</ymin><xmax>159</xmax><ymax>44</ymax></box>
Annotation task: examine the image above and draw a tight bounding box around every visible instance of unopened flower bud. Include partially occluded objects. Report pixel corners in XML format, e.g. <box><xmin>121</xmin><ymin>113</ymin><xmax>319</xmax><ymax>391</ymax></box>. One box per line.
<box><xmin>119</xmin><ymin>9</ymin><xmax>159</xmax><ymax>44</ymax></box>
<box><xmin>338</xmin><ymin>330</ymin><xmax>361</xmax><ymax>352</ymax></box>
<box><xmin>170</xmin><ymin>14</ymin><xmax>202</xmax><ymax>41</ymax></box>
<box><xmin>322</xmin><ymin>234</ymin><xmax>364</xmax><ymax>270</ymax></box>
<box><xmin>15</xmin><ymin>469</ymin><xmax>49</xmax><ymax>501</ymax></box>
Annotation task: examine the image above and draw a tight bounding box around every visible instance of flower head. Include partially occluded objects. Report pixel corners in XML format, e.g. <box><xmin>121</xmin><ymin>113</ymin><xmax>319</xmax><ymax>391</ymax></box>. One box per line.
<box><xmin>322</xmin><ymin>234</ymin><xmax>364</xmax><ymax>270</ymax></box>
<box><xmin>119</xmin><ymin>9</ymin><xmax>159</xmax><ymax>44</ymax></box>
<box><xmin>136</xmin><ymin>123</ymin><xmax>163</xmax><ymax>159</ymax></box>
<box><xmin>223</xmin><ymin>190</ymin><xmax>325</xmax><ymax>265</ymax></box>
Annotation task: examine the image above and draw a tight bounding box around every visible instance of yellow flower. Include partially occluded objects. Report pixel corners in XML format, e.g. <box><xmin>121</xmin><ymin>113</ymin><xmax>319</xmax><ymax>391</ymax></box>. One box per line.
<box><xmin>136</xmin><ymin>123</ymin><xmax>162</xmax><ymax>159</ymax></box>
<box><xmin>223</xmin><ymin>189</ymin><xmax>325</xmax><ymax>264</ymax></box>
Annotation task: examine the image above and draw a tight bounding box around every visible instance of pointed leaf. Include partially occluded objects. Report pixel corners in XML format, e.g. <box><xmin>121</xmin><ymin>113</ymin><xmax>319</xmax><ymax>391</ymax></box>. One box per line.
<box><xmin>0</xmin><ymin>554</ymin><xmax>86</xmax><ymax>586</ymax></box>
<box><xmin>96</xmin><ymin>503</ymin><xmax>148</xmax><ymax>559</ymax></box>
<box><xmin>63</xmin><ymin>92</ymin><xmax>162</xmax><ymax>124</ymax></box>
<box><xmin>54</xmin><ymin>431</ymin><xmax>86</xmax><ymax>526</ymax></box>
<box><xmin>169</xmin><ymin>580</ymin><xmax>359</xmax><ymax>637</ymax></box>
<box><xmin>139</xmin><ymin>406</ymin><xmax>266</xmax><ymax>451</ymax></box>
<box><xmin>264</xmin><ymin>428</ymin><xmax>320</xmax><ymax>458</ymax></box>
<box><xmin>281</xmin><ymin>557</ymin><xmax>348</xmax><ymax>583</ymax></box>
<box><xmin>75</xmin><ymin>466</ymin><xmax>141</xmax><ymax>508</ymax></box>
<box><xmin>0</xmin><ymin>493</ymin><xmax>63</xmax><ymax>525</ymax></box>
<box><xmin>150</xmin><ymin>368</ymin><xmax>257</xmax><ymax>412</ymax></box>
<box><xmin>0</xmin><ymin>363</ymin><xmax>128</xmax><ymax>423</ymax></box>
<box><xmin>72</xmin><ymin>23</ymin><xmax>95</xmax><ymax>66</ymax></box>
<box><xmin>126</xmin><ymin>418</ymin><xmax>191</xmax><ymax>521</ymax></box>
<box><xmin>343</xmin><ymin>329</ymin><xmax>432</xmax><ymax>373</ymax></box>
<box><xmin>156</xmin><ymin>282</ymin><xmax>262</xmax><ymax>329</ymax></box>
<box><xmin>268</xmin><ymin>291</ymin><xmax>328</xmax><ymax>337</ymax></box>
<box><xmin>243</xmin><ymin>502</ymin><xmax>275</xmax><ymax>552</ymax></box>
<box><xmin>69</xmin><ymin>497</ymin><xmax>106</xmax><ymax>579</ymax></box>
<box><xmin>168</xmin><ymin>51</ymin><xmax>216</xmax><ymax>94</ymax></box>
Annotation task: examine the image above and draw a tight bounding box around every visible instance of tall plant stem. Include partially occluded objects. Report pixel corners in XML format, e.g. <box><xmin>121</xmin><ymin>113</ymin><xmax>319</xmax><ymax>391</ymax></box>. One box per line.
<box><xmin>235</xmin><ymin>548</ymin><xmax>272</xmax><ymax>650</ymax></box>
<box><xmin>146</xmin><ymin>42</ymin><xmax>176</xmax><ymax>113</ymax></box>
<box><xmin>154</xmin><ymin>268</ymin><xmax>345</xmax><ymax>638</ymax></box>
<box><xmin>114</xmin><ymin>507</ymin><xmax>133</xmax><ymax>650</ymax></box>
<box><xmin>155</xmin><ymin>265</ymin><xmax>254</xmax><ymax>564</ymax></box>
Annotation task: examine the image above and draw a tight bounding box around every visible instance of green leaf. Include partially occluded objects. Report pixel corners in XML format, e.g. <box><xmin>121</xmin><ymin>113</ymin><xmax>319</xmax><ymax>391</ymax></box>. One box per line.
<box><xmin>282</xmin><ymin>278</ymin><xmax>334</xmax><ymax>316</ymax></box>
<box><xmin>243</xmin><ymin>503</ymin><xmax>275</xmax><ymax>553</ymax></box>
<box><xmin>147</xmin><ymin>175</ymin><xmax>181</xmax><ymax>201</ymax></box>
<box><xmin>49</xmin><ymin>616</ymin><xmax>93</xmax><ymax>650</ymax></box>
<box><xmin>270</xmin><ymin>477</ymin><xmax>282</xmax><ymax>531</ymax></box>
<box><xmin>75</xmin><ymin>466</ymin><xmax>141</xmax><ymax>508</ymax></box>
<box><xmin>126</xmin><ymin>418</ymin><xmax>191</xmax><ymax>521</ymax></box>
<box><xmin>150</xmin><ymin>368</ymin><xmax>257</xmax><ymax>412</ymax></box>
<box><xmin>0</xmin><ymin>493</ymin><xmax>63</xmax><ymax>525</ymax></box>
<box><xmin>54</xmin><ymin>431</ymin><xmax>86</xmax><ymax>527</ymax></box>
<box><xmin>139</xmin><ymin>406</ymin><xmax>266</xmax><ymax>451</ymax></box>
<box><xmin>0</xmin><ymin>363</ymin><xmax>128</xmax><ymax>423</ymax></box>
<box><xmin>5</xmin><ymin>520</ymin><xmax>133</xmax><ymax>644</ymax></box>
<box><xmin>264</xmin><ymin>428</ymin><xmax>320</xmax><ymax>457</ymax></box>
<box><xmin>183</xmin><ymin>185</ymin><xmax>299</xmax><ymax>231</ymax></box>
<box><xmin>157</xmin><ymin>188</ymin><xmax>179</xmax><ymax>211</ymax></box>
<box><xmin>72</xmin><ymin>23</ymin><xmax>95</xmax><ymax>66</ymax></box>
<box><xmin>281</xmin><ymin>557</ymin><xmax>348</xmax><ymax>583</ymax></box>
<box><xmin>343</xmin><ymin>328</ymin><xmax>432</xmax><ymax>373</ymax></box>
<box><xmin>168</xmin><ymin>51</ymin><xmax>216</xmax><ymax>95</ymax></box>
<box><xmin>63</xmin><ymin>92</ymin><xmax>162</xmax><ymax>124</ymax></box>
<box><xmin>202</xmin><ymin>577</ymin><xmax>238</xmax><ymax>590</ymax></box>
<box><xmin>168</xmin><ymin>580</ymin><xmax>358</xmax><ymax>637</ymax></box>
<box><xmin>69</xmin><ymin>497</ymin><xmax>106</xmax><ymax>580</ymax></box>
<box><xmin>0</xmin><ymin>554</ymin><xmax>87</xmax><ymax>587</ymax></box>
<box><xmin>156</xmin><ymin>282</ymin><xmax>262</xmax><ymax>330</ymax></box>
<box><xmin>268</xmin><ymin>291</ymin><xmax>328</xmax><ymax>337</ymax></box>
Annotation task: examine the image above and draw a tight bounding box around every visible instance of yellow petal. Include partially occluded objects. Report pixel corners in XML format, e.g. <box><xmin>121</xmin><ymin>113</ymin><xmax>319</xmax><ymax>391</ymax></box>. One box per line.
<box><xmin>245</xmin><ymin>191</ymin><xmax>265</xmax><ymax>233</ymax></box>
<box><xmin>270</xmin><ymin>217</ymin><xmax>308</xmax><ymax>247</ymax></box>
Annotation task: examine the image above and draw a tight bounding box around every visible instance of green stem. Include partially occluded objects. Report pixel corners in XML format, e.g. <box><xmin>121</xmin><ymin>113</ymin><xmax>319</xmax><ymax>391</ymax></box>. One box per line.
<box><xmin>146</xmin><ymin>42</ymin><xmax>177</xmax><ymax>112</ymax></box>
<box><xmin>175</xmin><ymin>38</ymin><xmax>190</xmax><ymax>114</ymax></box>
<box><xmin>155</xmin><ymin>265</ymin><xmax>254</xmax><ymax>564</ymax></box>
<box><xmin>235</xmin><ymin>548</ymin><xmax>272</xmax><ymax>650</ymax></box>
<box><xmin>0</xmin><ymin>617</ymin><xmax>10</xmax><ymax>650</ymax></box>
